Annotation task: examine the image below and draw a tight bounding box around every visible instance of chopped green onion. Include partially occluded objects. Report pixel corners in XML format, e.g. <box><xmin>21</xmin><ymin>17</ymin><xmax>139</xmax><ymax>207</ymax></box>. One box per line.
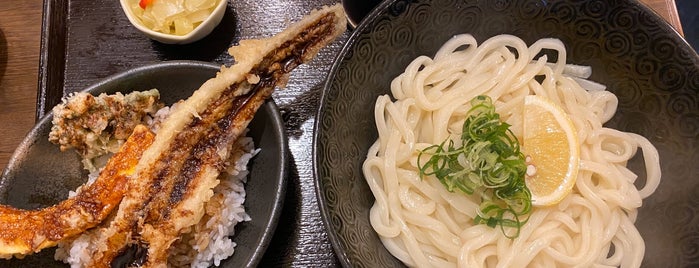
<box><xmin>418</xmin><ymin>95</ymin><xmax>532</xmax><ymax>238</ymax></box>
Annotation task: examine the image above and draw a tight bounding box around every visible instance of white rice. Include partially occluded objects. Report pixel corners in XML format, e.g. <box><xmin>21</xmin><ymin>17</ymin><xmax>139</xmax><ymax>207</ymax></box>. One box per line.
<box><xmin>54</xmin><ymin>234</ymin><xmax>95</xmax><ymax>266</ymax></box>
<box><xmin>168</xmin><ymin>134</ymin><xmax>257</xmax><ymax>267</ymax></box>
<box><xmin>55</xmin><ymin>133</ymin><xmax>257</xmax><ymax>267</ymax></box>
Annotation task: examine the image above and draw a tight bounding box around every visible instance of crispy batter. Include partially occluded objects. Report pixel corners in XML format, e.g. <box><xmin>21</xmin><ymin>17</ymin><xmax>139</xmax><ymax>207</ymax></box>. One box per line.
<box><xmin>0</xmin><ymin>4</ymin><xmax>346</xmax><ymax>266</ymax></box>
<box><xmin>0</xmin><ymin>125</ymin><xmax>155</xmax><ymax>259</ymax></box>
<box><xmin>79</xmin><ymin>5</ymin><xmax>347</xmax><ymax>267</ymax></box>
<box><xmin>49</xmin><ymin>90</ymin><xmax>163</xmax><ymax>171</ymax></box>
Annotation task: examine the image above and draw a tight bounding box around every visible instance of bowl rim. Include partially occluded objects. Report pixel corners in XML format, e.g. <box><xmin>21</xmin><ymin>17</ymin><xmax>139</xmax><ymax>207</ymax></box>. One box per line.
<box><xmin>119</xmin><ymin>0</ymin><xmax>228</xmax><ymax>43</ymax></box>
<box><xmin>312</xmin><ymin>0</ymin><xmax>398</xmax><ymax>266</ymax></box>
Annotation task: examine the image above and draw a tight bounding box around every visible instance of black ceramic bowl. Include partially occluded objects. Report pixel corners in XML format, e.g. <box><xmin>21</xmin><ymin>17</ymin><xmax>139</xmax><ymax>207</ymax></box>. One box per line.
<box><xmin>314</xmin><ymin>0</ymin><xmax>699</xmax><ymax>267</ymax></box>
<box><xmin>0</xmin><ymin>61</ymin><xmax>287</xmax><ymax>267</ymax></box>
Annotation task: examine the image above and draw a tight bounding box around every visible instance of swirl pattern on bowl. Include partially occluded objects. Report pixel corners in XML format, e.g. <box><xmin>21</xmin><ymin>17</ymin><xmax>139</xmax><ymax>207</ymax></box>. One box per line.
<box><xmin>314</xmin><ymin>0</ymin><xmax>699</xmax><ymax>267</ymax></box>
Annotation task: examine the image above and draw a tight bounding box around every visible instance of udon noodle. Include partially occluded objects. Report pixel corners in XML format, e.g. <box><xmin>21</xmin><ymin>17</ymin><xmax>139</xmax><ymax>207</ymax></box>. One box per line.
<box><xmin>362</xmin><ymin>34</ymin><xmax>661</xmax><ymax>267</ymax></box>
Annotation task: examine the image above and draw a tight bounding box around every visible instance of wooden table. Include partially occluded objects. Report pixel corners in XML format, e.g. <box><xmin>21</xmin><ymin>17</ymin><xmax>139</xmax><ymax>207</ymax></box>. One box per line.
<box><xmin>0</xmin><ymin>1</ymin><xmax>685</xmax><ymax>186</ymax></box>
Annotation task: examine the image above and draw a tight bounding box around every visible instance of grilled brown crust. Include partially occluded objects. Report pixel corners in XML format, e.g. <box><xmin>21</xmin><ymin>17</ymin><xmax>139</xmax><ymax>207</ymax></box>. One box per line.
<box><xmin>79</xmin><ymin>5</ymin><xmax>347</xmax><ymax>267</ymax></box>
<box><xmin>0</xmin><ymin>125</ymin><xmax>154</xmax><ymax>259</ymax></box>
<box><xmin>140</xmin><ymin>76</ymin><xmax>273</xmax><ymax>267</ymax></box>
<box><xmin>147</xmin><ymin>7</ymin><xmax>348</xmax><ymax>267</ymax></box>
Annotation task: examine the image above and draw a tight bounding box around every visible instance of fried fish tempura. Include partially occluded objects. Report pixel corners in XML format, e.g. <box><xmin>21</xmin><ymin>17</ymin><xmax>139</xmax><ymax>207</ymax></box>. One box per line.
<box><xmin>0</xmin><ymin>125</ymin><xmax>155</xmax><ymax>259</ymax></box>
<box><xmin>64</xmin><ymin>5</ymin><xmax>346</xmax><ymax>267</ymax></box>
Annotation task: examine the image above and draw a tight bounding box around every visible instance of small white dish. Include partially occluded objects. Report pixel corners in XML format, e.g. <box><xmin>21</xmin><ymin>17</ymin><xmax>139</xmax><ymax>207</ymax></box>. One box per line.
<box><xmin>120</xmin><ymin>0</ymin><xmax>227</xmax><ymax>44</ymax></box>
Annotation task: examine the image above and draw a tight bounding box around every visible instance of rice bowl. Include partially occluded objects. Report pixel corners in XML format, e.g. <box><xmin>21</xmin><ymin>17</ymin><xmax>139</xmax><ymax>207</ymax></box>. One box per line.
<box><xmin>0</xmin><ymin>61</ymin><xmax>288</xmax><ymax>267</ymax></box>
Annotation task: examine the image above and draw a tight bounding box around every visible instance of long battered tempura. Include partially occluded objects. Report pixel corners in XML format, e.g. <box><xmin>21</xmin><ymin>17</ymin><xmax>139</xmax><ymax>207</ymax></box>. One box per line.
<box><xmin>0</xmin><ymin>4</ymin><xmax>346</xmax><ymax>267</ymax></box>
<box><xmin>0</xmin><ymin>126</ymin><xmax>154</xmax><ymax>258</ymax></box>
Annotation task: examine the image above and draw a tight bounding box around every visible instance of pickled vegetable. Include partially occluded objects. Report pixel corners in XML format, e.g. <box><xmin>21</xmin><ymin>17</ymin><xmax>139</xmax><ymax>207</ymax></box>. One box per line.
<box><xmin>130</xmin><ymin>0</ymin><xmax>220</xmax><ymax>36</ymax></box>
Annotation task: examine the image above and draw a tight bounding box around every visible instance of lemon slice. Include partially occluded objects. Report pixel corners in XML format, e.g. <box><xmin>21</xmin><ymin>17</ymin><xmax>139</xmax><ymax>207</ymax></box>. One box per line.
<box><xmin>522</xmin><ymin>95</ymin><xmax>580</xmax><ymax>206</ymax></box>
